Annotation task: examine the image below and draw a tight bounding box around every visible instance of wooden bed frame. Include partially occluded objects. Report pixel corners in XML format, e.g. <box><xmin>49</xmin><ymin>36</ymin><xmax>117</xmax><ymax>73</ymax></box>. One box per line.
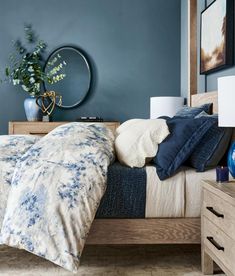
<box><xmin>86</xmin><ymin>91</ymin><xmax>219</xmax><ymax>245</ymax></box>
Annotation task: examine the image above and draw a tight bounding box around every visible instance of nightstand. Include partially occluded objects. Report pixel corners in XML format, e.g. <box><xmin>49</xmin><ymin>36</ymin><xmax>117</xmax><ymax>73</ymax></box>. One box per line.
<box><xmin>201</xmin><ymin>180</ymin><xmax>235</xmax><ymax>275</ymax></box>
<box><xmin>8</xmin><ymin>121</ymin><xmax>120</xmax><ymax>136</ymax></box>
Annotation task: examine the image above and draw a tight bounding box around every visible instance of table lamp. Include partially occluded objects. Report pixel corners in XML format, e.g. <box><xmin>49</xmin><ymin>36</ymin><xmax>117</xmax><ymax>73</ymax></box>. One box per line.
<box><xmin>218</xmin><ymin>76</ymin><xmax>235</xmax><ymax>177</ymax></box>
<box><xmin>150</xmin><ymin>96</ymin><xmax>184</xmax><ymax>119</ymax></box>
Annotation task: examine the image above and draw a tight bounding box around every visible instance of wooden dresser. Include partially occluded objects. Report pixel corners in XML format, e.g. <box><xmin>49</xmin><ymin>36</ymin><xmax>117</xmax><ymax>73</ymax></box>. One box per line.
<box><xmin>8</xmin><ymin>121</ymin><xmax>120</xmax><ymax>136</ymax></box>
<box><xmin>201</xmin><ymin>180</ymin><xmax>235</xmax><ymax>275</ymax></box>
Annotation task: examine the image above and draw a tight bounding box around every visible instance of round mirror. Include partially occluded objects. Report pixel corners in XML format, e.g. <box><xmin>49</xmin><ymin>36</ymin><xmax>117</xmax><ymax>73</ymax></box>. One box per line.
<box><xmin>43</xmin><ymin>46</ymin><xmax>91</xmax><ymax>109</ymax></box>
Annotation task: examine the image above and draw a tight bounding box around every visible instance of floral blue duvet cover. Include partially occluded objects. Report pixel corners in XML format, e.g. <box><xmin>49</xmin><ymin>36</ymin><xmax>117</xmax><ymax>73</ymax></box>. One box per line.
<box><xmin>0</xmin><ymin>123</ymin><xmax>115</xmax><ymax>272</ymax></box>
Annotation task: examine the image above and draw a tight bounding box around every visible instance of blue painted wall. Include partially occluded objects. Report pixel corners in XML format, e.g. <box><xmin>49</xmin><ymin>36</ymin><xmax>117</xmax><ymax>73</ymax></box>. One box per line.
<box><xmin>0</xmin><ymin>0</ymin><xmax>181</xmax><ymax>134</ymax></box>
<box><xmin>181</xmin><ymin>0</ymin><xmax>235</xmax><ymax>97</ymax></box>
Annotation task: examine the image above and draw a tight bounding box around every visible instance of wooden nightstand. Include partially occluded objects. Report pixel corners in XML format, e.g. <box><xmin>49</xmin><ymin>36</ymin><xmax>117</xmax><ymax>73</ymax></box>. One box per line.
<box><xmin>8</xmin><ymin>121</ymin><xmax>120</xmax><ymax>136</ymax></box>
<box><xmin>201</xmin><ymin>180</ymin><xmax>235</xmax><ymax>275</ymax></box>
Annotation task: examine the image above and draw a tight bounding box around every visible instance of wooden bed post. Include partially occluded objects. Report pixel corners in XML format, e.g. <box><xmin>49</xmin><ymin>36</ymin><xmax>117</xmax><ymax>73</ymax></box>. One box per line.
<box><xmin>188</xmin><ymin>0</ymin><xmax>198</xmax><ymax>106</ymax></box>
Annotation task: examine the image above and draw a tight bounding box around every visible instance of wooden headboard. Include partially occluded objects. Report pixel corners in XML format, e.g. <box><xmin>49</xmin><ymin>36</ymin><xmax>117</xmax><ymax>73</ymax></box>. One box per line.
<box><xmin>191</xmin><ymin>91</ymin><xmax>235</xmax><ymax>141</ymax></box>
<box><xmin>191</xmin><ymin>91</ymin><xmax>218</xmax><ymax>113</ymax></box>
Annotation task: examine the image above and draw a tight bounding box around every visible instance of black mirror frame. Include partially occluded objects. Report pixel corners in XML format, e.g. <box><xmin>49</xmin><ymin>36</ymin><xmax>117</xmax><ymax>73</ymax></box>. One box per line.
<box><xmin>43</xmin><ymin>46</ymin><xmax>91</xmax><ymax>109</ymax></box>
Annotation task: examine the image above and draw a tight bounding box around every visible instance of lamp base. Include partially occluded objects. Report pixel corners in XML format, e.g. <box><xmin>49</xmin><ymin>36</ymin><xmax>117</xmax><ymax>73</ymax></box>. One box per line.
<box><xmin>228</xmin><ymin>141</ymin><xmax>235</xmax><ymax>178</ymax></box>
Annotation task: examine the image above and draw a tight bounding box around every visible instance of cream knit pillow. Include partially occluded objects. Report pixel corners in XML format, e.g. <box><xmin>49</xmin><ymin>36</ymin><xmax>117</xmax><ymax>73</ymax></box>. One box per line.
<box><xmin>115</xmin><ymin>119</ymin><xmax>169</xmax><ymax>168</ymax></box>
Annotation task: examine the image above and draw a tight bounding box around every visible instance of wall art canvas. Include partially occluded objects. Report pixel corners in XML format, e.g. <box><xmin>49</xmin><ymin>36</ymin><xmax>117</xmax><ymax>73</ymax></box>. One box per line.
<box><xmin>200</xmin><ymin>0</ymin><xmax>234</xmax><ymax>75</ymax></box>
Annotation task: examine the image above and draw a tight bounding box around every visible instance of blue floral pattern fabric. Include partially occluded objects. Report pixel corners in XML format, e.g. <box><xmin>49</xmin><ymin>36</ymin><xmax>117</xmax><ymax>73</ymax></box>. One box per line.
<box><xmin>0</xmin><ymin>123</ymin><xmax>115</xmax><ymax>272</ymax></box>
<box><xmin>0</xmin><ymin>135</ymin><xmax>40</xmax><ymax>230</ymax></box>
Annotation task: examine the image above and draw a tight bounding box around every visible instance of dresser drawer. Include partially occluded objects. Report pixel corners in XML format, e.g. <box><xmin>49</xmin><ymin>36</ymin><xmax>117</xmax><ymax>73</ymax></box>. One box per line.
<box><xmin>202</xmin><ymin>189</ymin><xmax>235</xmax><ymax>241</ymax></box>
<box><xmin>9</xmin><ymin>122</ymin><xmax>66</xmax><ymax>135</ymax></box>
<box><xmin>203</xmin><ymin>216</ymin><xmax>235</xmax><ymax>273</ymax></box>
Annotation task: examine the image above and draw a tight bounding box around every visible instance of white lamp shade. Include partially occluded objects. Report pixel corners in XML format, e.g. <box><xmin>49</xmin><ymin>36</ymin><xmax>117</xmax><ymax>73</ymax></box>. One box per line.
<box><xmin>150</xmin><ymin>97</ymin><xmax>184</xmax><ymax>119</ymax></box>
<box><xmin>218</xmin><ymin>76</ymin><xmax>235</xmax><ymax>127</ymax></box>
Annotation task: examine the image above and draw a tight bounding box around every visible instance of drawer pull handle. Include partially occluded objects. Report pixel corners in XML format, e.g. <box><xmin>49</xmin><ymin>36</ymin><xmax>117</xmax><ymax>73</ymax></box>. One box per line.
<box><xmin>206</xmin><ymin>207</ymin><xmax>224</xmax><ymax>218</ymax></box>
<box><xmin>207</xmin><ymin>236</ymin><xmax>224</xmax><ymax>251</ymax></box>
<box><xmin>29</xmin><ymin>132</ymin><xmax>48</xmax><ymax>135</ymax></box>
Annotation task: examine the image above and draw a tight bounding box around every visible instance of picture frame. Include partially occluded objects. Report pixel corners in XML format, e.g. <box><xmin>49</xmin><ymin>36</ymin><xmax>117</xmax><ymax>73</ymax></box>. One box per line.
<box><xmin>200</xmin><ymin>0</ymin><xmax>234</xmax><ymax>75</ymax></box>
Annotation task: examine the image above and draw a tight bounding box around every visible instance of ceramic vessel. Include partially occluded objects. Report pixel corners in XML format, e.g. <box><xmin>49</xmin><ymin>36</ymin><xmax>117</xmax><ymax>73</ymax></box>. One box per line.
<box><xmin>24</xmin><ymin>96</ymin><xmax>43</xmax><ymax>121</ymax></box>
<box><xmin>228</xmin><ymin>142</ymin><xmax>235</xmax><ymax>178</ymax></box>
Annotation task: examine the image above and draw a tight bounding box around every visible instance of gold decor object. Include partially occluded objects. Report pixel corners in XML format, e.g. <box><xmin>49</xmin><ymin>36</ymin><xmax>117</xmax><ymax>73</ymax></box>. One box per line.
<box><xmin>36</xmin><ymin>91</ymin><xmax>62</xmax><ymax>116</ymax></box>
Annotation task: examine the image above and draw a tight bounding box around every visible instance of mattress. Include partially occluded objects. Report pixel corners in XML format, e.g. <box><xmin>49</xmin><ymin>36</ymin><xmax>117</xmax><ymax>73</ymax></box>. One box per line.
<box><xmin>96</xmin><ymin>162</ymin><xmax>215</xmax><ymax>218</ymax></box>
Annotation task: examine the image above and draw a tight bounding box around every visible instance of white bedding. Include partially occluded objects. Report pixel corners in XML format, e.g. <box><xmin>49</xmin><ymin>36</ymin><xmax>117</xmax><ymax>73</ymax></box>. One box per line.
<box><xmin>185</xmin><ymin>168</ymin><xmax>216</xmax><ymax>217</ymax></box>
<box><xmin>0</xmin><ymin>129</ymin><xmax>219</xmax><ymax>272</ymax></box>
<box><xmin>146</xmin><ymin>165</ymin><xmax>216</xmax><ymax>218</ymax></box>
<box><xmin>0</xmin><ymin>123</ymin><xmax>115</xmax><ymax>272</ymax></box>
<box><xmin>0</xmin><ymin>135</ymin><xmax>41</xmax><ymax>229</ymax></box>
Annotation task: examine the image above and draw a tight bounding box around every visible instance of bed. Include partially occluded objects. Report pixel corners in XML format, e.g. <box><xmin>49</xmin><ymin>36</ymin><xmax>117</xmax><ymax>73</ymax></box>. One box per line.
<box><xmin>0</xmin><ymin>91</ymin><xmax>229</xmax><ymax>272</ymax></box>
<box><xmin>86</xmin><ymin>91</ymin><xmax>227</xmax><ymax>245</ymax></box>
<box><xmin>7</xmin><ymin>91</ymin><xmax>222</xmax><ymax>246</ymax></box>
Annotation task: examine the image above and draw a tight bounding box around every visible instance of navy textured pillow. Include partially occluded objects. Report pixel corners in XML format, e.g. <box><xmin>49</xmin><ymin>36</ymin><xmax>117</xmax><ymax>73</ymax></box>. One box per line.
<box><xmin>153</xmin><ymin>117</ymin><xmax>215</xmax><ymax>180</ymax></box>
<box><xmin>188</xmin><ymin>114</ymin><xmax>232</xmax><ymax>172</ymax></box>
<box><xmin>175</xmin><ymin>103</ymin><xmax>212</xmax><ymax>118</ymax></box>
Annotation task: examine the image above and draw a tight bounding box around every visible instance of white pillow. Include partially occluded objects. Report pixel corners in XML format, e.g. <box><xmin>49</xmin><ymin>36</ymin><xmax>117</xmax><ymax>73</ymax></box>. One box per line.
<box><xmin>115</xmin><ymin>119</ymin><xmax>169</xmax><ymax>168</ymax></box>
<box><xmin>116</xmin><ymin>119</ymin><xmax>143</xmax><ymax>135</ymax></box>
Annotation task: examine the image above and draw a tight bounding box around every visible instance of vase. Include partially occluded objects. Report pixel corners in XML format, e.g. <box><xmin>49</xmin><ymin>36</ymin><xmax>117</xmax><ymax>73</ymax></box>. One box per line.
<box><xmin>228</xmin><ymin>141</ymin><xmax>235</xmax><ymax>178</ymax></box>
<box><xmin>24</xmin><ymin>96</ymin><xmax>43</xmax><ymax>121</ymax></box>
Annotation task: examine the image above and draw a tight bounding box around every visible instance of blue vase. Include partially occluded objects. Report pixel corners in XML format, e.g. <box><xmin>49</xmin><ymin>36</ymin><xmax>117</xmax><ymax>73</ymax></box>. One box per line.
<box><xmin>228</xmin><ymin>141</ymin><xmax>235</xmax><ymax>178</ymax></box>
<box><xmin>24</xmin><ymin>96</ymin><xmax>43</xmax><ymax>121</ymax></box>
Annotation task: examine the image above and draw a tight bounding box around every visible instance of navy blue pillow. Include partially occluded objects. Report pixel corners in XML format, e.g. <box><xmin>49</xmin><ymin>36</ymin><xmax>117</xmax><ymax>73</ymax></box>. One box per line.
<box><xmin>153</xmin><ymin>117</ymin><xmax>215</xmax><ymax>180</ymax></box>
<box><xmin>188</xmin><ymin>114</ymin><xmax>232</xmax><ymax>172</ymax></box>
<box><xmin>175</xmin><ymin>103</ymin><xmax>212</xmax><ymax>118</ymax></box>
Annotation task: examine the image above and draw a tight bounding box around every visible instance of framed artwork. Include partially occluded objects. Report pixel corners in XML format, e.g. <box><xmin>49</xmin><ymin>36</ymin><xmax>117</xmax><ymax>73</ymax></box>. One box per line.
<box><xmin>200</xmin><ymin>0</ymin><xmax>234</xmax><ymax>75</ymax></box>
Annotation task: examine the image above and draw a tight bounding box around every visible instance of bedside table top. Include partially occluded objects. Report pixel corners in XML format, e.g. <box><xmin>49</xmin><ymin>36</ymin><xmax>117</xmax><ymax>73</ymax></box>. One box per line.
<box><xmin>202</xmin><ymin>179</ymin><xmax>235</xmax><ymax>207</ymax></box>
<box><xmin>9</xmin><ymin>121</ymin><xmax>120</xmax><ymax>136</ymax></box>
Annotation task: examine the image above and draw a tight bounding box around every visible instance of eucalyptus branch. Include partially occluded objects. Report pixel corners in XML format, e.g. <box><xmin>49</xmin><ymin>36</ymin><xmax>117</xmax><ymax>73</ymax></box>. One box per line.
<box><xmin>1</xmin><ymin>25</ymin><xmax>66</xmax><ymax>96</ymax></box>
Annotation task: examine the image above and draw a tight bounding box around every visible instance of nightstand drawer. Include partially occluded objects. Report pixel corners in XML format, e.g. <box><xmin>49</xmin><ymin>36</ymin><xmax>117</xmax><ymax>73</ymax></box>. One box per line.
<box><xmin>203</xmin><ymin>216</ymin><xmax>235</xmax><ymax>273</ymax></box>
<box><xmin>9</xmin><ymin>122</ymin><xmax>66</xmax><ymax>135</ymax></box>
<box><xmin>203</xmin><ymin>189</ymin><xmax>235</xmax><ymax>241</ymax></box>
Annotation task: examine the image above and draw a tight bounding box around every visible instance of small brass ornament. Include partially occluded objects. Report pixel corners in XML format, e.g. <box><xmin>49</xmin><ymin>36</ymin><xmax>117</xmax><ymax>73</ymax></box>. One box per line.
<box><xmin>36</xmin><ymin>91</ymin><xmax>62</xmax><ymax>116</ymax></box>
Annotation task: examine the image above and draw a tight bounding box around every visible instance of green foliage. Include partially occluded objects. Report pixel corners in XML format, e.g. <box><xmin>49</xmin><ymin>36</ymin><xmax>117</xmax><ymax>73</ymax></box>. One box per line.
<box><xmin>1</xmin><ymin>24</ymin><xmax>66</xmax><ymax>96</ymax></box>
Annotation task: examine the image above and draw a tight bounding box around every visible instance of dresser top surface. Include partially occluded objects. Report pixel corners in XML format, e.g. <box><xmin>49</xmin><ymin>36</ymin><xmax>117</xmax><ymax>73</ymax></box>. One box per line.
<box><xmin>9</xmin><ymin>121</ymin><xmax>120</xmax><ymax>124</ymax></box>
